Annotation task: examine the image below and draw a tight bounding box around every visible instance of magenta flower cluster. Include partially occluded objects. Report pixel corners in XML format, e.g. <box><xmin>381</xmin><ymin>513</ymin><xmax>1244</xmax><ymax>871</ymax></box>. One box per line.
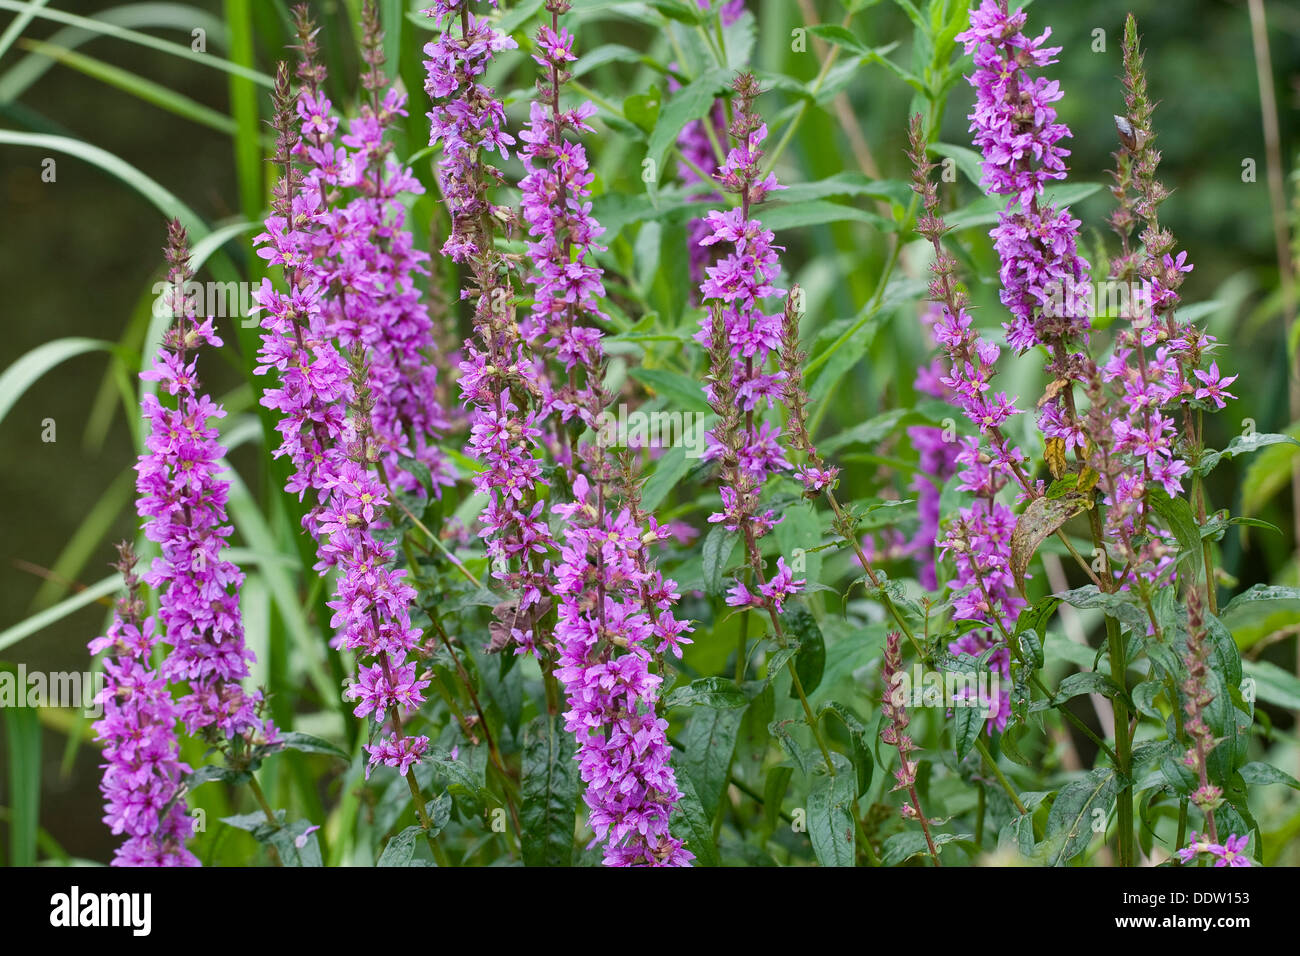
<box><xmin>137</xmin><ymin>306</ymin><xmax>260</xmax><ymax>740</ymax></box>
<box><xmin>424</xmin><ymin>0</ymin><xmax>517</xmax><ymax>263</ymax></box>
<box><xmin>552</xmin><ymin>476</ymin><xmax>693</xmax><ymax>866</ymax></box>
<box><xmin>518</xmin><ymin>21</ymin><xmax>607</xmax><ymax>427</ymax></box>
<box><xmin>90</xmin><ymin>574</ymin><xmax>198</xmax><ymax>867</ymax></box>
<box><xmin>255</xmin><ymin>55</ymin><xmax>430</xmax><ymax>777</ymax></box>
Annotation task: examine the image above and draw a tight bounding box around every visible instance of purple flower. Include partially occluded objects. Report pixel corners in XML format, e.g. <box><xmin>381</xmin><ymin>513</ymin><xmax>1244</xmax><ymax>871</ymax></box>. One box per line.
<box><xmin>139</xmin><ymin>222</ymin><xmax>262</xmax><ymax>741</ymax></box>
<box><xmin>1192</xmin><ymin>362</ymin><xmax>1238</xmax><ymax>410</ymax></box>
<box><xmin>423</xmin><ymin>1</ymin><xmax>518</xmax><ymax>262</ymax></box>
<box><xmin>551</xmin><ymin>475</ymin><xmax>693</xmax><ymax>866</ymax></box>
<box><xmin>90</xmin><ymin>545</ymin><xmax>198</xmax><ymax>867</ymax></box>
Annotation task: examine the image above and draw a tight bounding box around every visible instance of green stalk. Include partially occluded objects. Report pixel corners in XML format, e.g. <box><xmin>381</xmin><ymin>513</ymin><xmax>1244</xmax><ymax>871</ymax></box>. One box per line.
<box><xmin>1106</xmin><ymin>614</ymin><xmax>1135</xmax><ymax>866</ymax></box>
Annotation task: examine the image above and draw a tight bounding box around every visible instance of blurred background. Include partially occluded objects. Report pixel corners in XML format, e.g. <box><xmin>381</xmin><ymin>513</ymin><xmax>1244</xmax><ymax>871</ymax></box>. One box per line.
<box><xmin>2</xmin><ymin>0</ymin><xmax>1298</xmax><ymax>864</ymax></box>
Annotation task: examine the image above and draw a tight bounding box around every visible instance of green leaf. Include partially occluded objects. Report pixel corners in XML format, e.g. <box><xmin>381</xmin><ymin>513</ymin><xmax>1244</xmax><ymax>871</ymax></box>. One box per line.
<box><xmin>1242</xmin><ymin>659</ymin><xmax>1300</xmax><ymax>710</ymax></box>
<box><xmin>1057</xmin><ymin>671</ymin><xmax>1124</xmax><ymax>701</ymax></box>
<box><xmin>520</xmin><ymin>715</ymin><xmax>577</xmax><ymax>867</ymax></box>
<box><xmin>666</xmin><ymin>676</ymin><xmax>749</xmax><ymax>709</ymax></box>
<box><xmin>682</xmin><ymin>705</ymin><xmax>743</xmax><ymax>821</ymax></box>
<box><xmin>1015</xmin><ymin>595</ymin><xmax>1062</xmax><ymax>642</ymax></box>
<box><xmin>763</xmin><ymin>765</ymin><xmax>793</xmax><ymax>831</ymax></box>
<box><xmin>946</xmin><ymin>184</ymin><xmax>1103</xmax><ymax>232</ymax></box>
<box><xmin>769</xmin><ymin>719</ymin><xmax>812</xmax><ymax>776</ymax></box>
<box><xmin>761</xmin><ymin>199</ymin><xmax>893</xmax><ymax>232</ymax></box>
<box><xmin>701</xmin><ymin>524</ymin><xmax>737</xmax><ymax>595</ymax></box>
<box><xmin>640</xmin><ymin>446</ymin><xmax>690</xmax><ymax>512</ymax></box>
<box><xmin>644</xmin><ymin>66</ymin><xmax>731</xmax><ymax>185</ymax></box>
<box><xmin>817</xmin><ymin>702</ymin><xmax>874</xmax><ymax>797</ymax></box>
<box><xmin>0</xmin><ymin>0</ymin><xmax>271</xmax><ymax>86</ymax></box>
<box><xmin>1241</xmin><ymin>426</ymin><xmax>1300</xmax><ymax>516</ymax></box>
<box><xmin>1041</xmin><ymin>767</ymin><xmax>1122</xmax><ymax>866</ymax></box>
<box><xmin>782</xmin><ymin>604</ymin><xmax>825</xmax><ymax>699</ymax></box>
<box><xmin>271</xmin><ymin>731</ymin><xmax>350</xmax><ymax>762</ymax></box>
<box><xmin>953</xmin><ymin>702</ymin><xmax>981</xmax><ymax>760</ymax></box>
<box><xmin>17</xmin><ymin>38</ymin><xmax>242</xmax><ymax>136</ymax></box>
<box><xmin>880</xmin><ymin>830</ymin><xmax>962</xmax><ymax>866</ymax></box>
<box><xmin>626</xmin><ymin>365</ymin><xmax>711</xmax><ymax>413</ymax></box>
<box><xmin>186</xmin><ymin>764</ymin><xmax>252</xmax><ymax>789</ymax></box>
<box><xmin>1</xmin><ymin>573</ymin><xmax>121</xmax><ymax>653</ymax></box>
<box><xmin>807</xmin><ymin>753</ymin><xmax>856</xmax><ymax>867</ymax></box>
<box><xmin>927</xmin><ymin>141</ymin><xmax>984</xmax><ymax>187</ymax></box>
<box><xmin>1148</xmin><ymin>489</ymin><xmax>1203</xmax><ymax>581</ymax></box>
<box><xmin>3</xmin><ymin>704</ymin><xmax>40</xmax><ymax>865</ymax></box>
<box><xmin>377</xmin><ymin>825</ymin><xmax>427</xmax><ymax>866</ymax></box>
<box><xmin>1196</xmin><ymin>431</ymin><xmax>1300</xmax><ymax>476</ymax></box>
<box><xmin>572</xmin><ymin>42</ymin><xmax>642</xmax><ymax>78</ymax></box>
<box><xmin>1237</xmin><ymin>761</ymin><xmax>1300</xmax><ymax>791</ymax></box>
<box><xmin>673</xmin><ymin>772</ymin><xmax>720</xmax><ymax>866</ymax></box>
<box><xmin>1057</xmin><ymin>585</ymin><xmax>1148</xmax><ymax>631</ymax></box>
<box><xmin>775</xmin><ymin>173</ymin><xmax>912</xmax><ymax>207</ymax></box>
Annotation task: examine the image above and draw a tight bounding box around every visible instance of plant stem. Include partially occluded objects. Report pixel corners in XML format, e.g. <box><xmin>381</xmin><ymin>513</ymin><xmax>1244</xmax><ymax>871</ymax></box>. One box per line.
<box><xmin>1106</xmin><ymin>614</ymin><xmax>1135</xmax><ymax>866</ymax></box>
<box><xmin>974</xmin><ymin>737</ymin><xmax>1026</xmax><ymax>814</ymax></box>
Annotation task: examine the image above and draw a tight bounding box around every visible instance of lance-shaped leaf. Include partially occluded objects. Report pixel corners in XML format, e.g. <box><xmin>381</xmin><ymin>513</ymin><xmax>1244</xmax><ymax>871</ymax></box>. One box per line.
<box><xmin>1010</xmin><ymin>494</ymin><xmax>1088</xmax><ymax>597</ymax></box>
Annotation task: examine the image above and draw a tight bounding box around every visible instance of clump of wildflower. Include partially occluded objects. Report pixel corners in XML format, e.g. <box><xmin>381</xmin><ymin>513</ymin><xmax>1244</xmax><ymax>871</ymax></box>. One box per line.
<box><xmin>252</xmin><ymin>62</ymin><xmax>351</xmax><ymax>523</ymax></box>
<box><xmin>1087</xmin><ymin>14</ymin><xmax>1236</xmax><ymax>591</ymax></box>
<box><xmin>427</xmin><ymin>0</ymin><xmax>557</xmax><ymax>621</ymax></box>
<box><xmin>908</xmin><ymin>114</ymin><xmax>1027</xmax><ymax>730</ymax></box>
<box><xmin>518</xmin><ymin>0</ymin><xmax>608</xmax><ymax>429</ymax></box>
<box><xmin>424</xmin><ymin>0</ymin><xmax>518</xmax><ymax>262</ymax></box>
<box><xmin>697</xmin><ymin>73</ymin><xmax>800</xmax><ymax>621</ymax></box>
<box><xmin>297</xmin><ymin>3</ymin><xmax>453</xmax><ymax>498</ymax></box>
<box><xmin>552</xmin><ymin>465</ymin><xmax>693</xmax><ymax>866</ymax></box>
<box><xmin>957</xmin><ymin>0</ymin><xmax>1093</xmax><ymax>499</ymax></box>
<box><xmin>89</xmin><ymin>543</ymin><xmax>198</xmax><ymax>867</ymax></box>
<box><xmin>138</xmin><ymin>221</ymin><xmax>263</xmax><ymax>741</ymax></box>
<box><xmin>327</xmin><ymin>357</ymin><xmax>431</xmax><ymax>778</ymax></box>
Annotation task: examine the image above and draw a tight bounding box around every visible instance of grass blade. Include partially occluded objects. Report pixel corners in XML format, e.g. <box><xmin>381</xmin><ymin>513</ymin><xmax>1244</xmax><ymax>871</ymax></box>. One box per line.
<box><xmin>2</xmin><ymin>704</ymin><xmax>41</xmax><ymax>866</ymax></box>
<box><xmin>0</xmin><ymin>574</ymin><xmax>121</xmax><ymax>654</ymax></box>
<box><xmin>0</xmin><ymin>337</ymin><xmax>114</xmax><ymax>428</ymax></box>
<box><xmin>0</xmin><ymin>0</ymin><xmax>270</xmax><ymax>86</ymax></box>
<box><xmin>18</xmin><ymin>37</ymin><xmax>240</xmax><ymax>135</ymax></box>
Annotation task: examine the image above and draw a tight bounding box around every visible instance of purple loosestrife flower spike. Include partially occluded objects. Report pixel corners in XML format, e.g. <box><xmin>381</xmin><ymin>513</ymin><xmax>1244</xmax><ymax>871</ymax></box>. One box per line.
<box><xmin>908</xmin><ymin>115</ymin><xmax>1029</xmax><ymax>730</ymax></box>
<box><xmin>552</xmin><ymin>463</ymin><xmax>693</xmax><ymax>867</ymax></box>
<box><xmin>424</xmin><ymin>0</ymin><xmax>518</xmax><ymax>263</ymax></box>
<box><xmin>299</xmin><ymin>3</ymin><xmax>454</xmax><ymax>499</ymax></box>
<box><xmin>428</xmin><ymin>2</ymin><xmax>558</xmax><ymax>630</ymax></box>
<box><xmin>255</xmin><ymin>24</ymin><xmax>432</xmax><ymax>779</ymax></box>
<box><xmin>518</xmin><ymin>0</ymin><xmax>608</xmax><ymax>429</ymax></box>
<box><xmin>138</xmin><ymin>221</ymin><xmax>266</xmax><ymax>742</ymax></box>
<box><xmin>1181</xmin><ymin>589</ymin><xmax>1224</xmax><ymax>840</ymax></box>
<box><xmin>881</xmin><ymin>632</ymin><xmax>941</xmax><ymax>865</ymax></box>
<box><xmin>957</xmin><ymin>0</ymin><xmax>1092</xmax><ymax>457</ymax></box>
<box><xmin>676</xmin><ymin>0</ymin><xmax>747</xmax><ymax>291</ymax></box>
<box><xmin>697</xmin><ymin>74</ymin><xmax>801</xmax><ymax>618</ymax></box>
<box><xmin>89</xmin><ymin>543</ymin><xmax>198</xmax><ymax>867</ymax></box>
<box><xmin>252</xmin><ymin>61</ymin><xmax>351</xmax><ymax>527</ymax></box>
<box><xmin>1086</xmin><ymin>15</ymin><xmax>1234</xmax><ymax>591</ymax></box>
